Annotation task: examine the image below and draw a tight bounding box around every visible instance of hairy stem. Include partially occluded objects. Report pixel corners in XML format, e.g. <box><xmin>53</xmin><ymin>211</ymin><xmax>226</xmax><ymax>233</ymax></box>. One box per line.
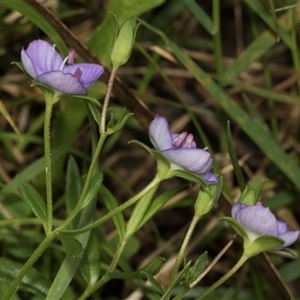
<box><xmin>100</xmin><ymin>67</ymin><xmax>117</xmax><ymax>134</ymax></box>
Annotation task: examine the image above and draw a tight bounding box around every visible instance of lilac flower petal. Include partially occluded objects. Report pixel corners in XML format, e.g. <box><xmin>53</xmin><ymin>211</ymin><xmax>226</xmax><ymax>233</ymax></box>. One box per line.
<box><xmin>231</xmin><ymin>203</ymin><xmax>249</xmax><ymax>219</ymax></box>
<box><xmin>235</xmin><ymin>205</ymin><xmax>278</xmax><ymax>236</ymax></box>
<box><xmin>278</xmin><ymin>230</ymin><xmax>299</xmax><ymax>248</ymax></box>
<box><xmin>24</xmin><ymin>40</ymin><xmax>63</xmax><ymax>75</ymax></box>
<box><xmin>162</xmin><ymin>148</ymin><xmax>212</xmax><ymax>174</ymax></box>
<box><xmin>149</xmin><ymin>115</ymin><xmax>173</xmax><ymax>151</ymax></box>
<box><xmin>277</xmin><ymin>221</ymin><xmax>288</xmax><ymax>235</ymax></box>
<box><xmin>21</xmin><ymin>49</ymin><xmax>38</xmax><ymax>79</ymax></box>
<box><xmin>63</xmin><ymin>63</ymin><xmax>104</xmax><ymax>87</ymax></box>
<box><xmin>200</xmin><ymin>172</ymin><xmax>218</xmax><ymax>184</ymax></box>
<box><xmin>37</xmin><ymin>72</ymin><xmax>86</xmax><ymax>94</ymax></box>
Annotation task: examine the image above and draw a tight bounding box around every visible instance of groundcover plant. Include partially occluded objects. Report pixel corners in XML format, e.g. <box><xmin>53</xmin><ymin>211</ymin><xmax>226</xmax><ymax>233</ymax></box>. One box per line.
<box><xmin>0</xmin><ymin>1</ymin><xmax>299</xmax><ymax>299</ymax></box>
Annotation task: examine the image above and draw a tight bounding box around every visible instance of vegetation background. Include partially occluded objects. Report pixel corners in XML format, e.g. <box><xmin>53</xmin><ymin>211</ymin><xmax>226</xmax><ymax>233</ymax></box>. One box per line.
<box><xmin>0</xmin><ymin>0</ymin><xmax>300</xmax><ymax>299</ymax></box>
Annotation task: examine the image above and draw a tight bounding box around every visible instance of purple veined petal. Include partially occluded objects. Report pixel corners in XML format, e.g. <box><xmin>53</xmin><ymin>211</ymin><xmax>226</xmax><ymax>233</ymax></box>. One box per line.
<box><xmin>200</xmin><ymin>171</ymin><xmax>218</xmax><ymax>184</ymax></box>
<box><xmin>161</xmin><ymin>148</ymin><xmax>213</xmax><ymax>174</ymax></box>
<box><xmin>149</xmin><ymin>115</ymin><xmax>174</xmax><ymax>151</ymax></box>
<box><xmin>24</xmin><ymin>40</ymin><xmax>63</xmax><ymax>75</ymax></box>
<box><xmin>21</xmin><ymin>49</ymin><xmax>38</xmax><ymax>79</ymax></box>
<box><xmin>171</xmin><ymin>133</ymin><xmax>180</xmax><ymax>141</ymax></box>
<box><xmin>278</xmin><ymin>230</ymin><xmax>299</xmax><ymax>248</ymax></box>
<box><xmin>63</xmin><ymin>63</ymin><xmax>104</xmax><ymax>88</ymax></box>
<box><xmin>231</xmin><ymin>203</ymin><xmax>247</xmax><ymax>219</ymax></box>
<box><xmin>235</xmin><ymin>205</ymin><xmax>278</xmax><ymax>237</ymax></box>
<box><xmin>37</xmin><ymin>71</ymin><xmax>86</xmax><ymax>94</ymax></box>
<box><xmin>277</xmin><ymin>220</ymin><xmax>288</xmax><ymax>235</ymax></box>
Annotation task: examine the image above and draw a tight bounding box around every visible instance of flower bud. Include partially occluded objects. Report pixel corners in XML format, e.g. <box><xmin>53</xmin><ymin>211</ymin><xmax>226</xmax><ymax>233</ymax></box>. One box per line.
<box><xmin>111</xmin><ymin>16</ymin><xmax>139</xmax><ymax>68</ymax></box>
<box><xmin>194</xmin><ymin>176</ymin><xmax>222</xmax><ymax>217</ymax></box>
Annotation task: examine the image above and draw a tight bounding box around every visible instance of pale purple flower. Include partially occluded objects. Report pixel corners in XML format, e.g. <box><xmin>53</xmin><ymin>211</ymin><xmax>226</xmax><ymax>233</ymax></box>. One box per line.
<box><xmin>232</xmin><ymin>201</ymin><xmax>299</xmax><ymax>249</ymax></box>
<box><xmin>149</xmin><ymin>115</ymin><xmax>217</xmax><ymax>184</ymax></box>
<box><xmin>21</xmin><ymin>39</ymin><xmax>104</xmax><ymax>95</ymax></box>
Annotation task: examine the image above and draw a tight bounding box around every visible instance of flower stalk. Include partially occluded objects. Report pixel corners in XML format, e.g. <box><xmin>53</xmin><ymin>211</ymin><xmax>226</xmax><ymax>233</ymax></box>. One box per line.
<box><xmin>44</xmin><ymin>100</ymin><xmax>54</xmax><ymax>235</ymax></box>
<box><xmin>100</xmin><ymin>66</ymin><xmax>117</xmax><ymax>134</ymax></box>
<box><xmin>195</xmin><ymin>253</ymin><xmax>249</xmax><ymax>300</ymax></box>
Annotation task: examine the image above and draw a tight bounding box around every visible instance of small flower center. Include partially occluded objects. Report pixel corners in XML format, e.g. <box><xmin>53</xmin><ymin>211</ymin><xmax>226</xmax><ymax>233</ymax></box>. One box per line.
<box><xmin>172</xmin><ymin>132</ymin><xmax>195</xmax><ymax>149</ymax></box>
<box><xmin>184</xmin><ymin>133</ymin><xmax>194</xmax><ymax>148</ymax></box>
<box><xmin>74</xmin><ymin>67</ymin><xmax>83</xmax><ymax>80</ymax></box>
<box><xmin>68</xmin><ymin>49</ymin><xmax>75</xmax><ymax>65</ymax></box>
<box><xmin>173</xmin><ymin>132</ymin><xmax>188</xmax><ymax>147</ymax></box>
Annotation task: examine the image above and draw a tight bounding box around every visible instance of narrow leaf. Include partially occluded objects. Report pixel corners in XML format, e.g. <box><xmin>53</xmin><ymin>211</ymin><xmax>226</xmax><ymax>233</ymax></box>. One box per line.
<box><xmin>79</xmin><ymin>232</ymin><xmax>101</xmax><ymax>285</ymax></box>
<box><xmin>58</xmin><ymin>234</ymin><xmax>83</xmax><ymax>258</ymax></box>
<box><xmin>17</xmin><ymin>176</ymin><xmax>47</xmax><ymax>224</ymax></box>
<box><xmin>226</xmin><ymin>122</ymin><xmax>245</xmax><ymax>191</ymax></box>
<box><xmin>80</xmin><ymin>172</ymin><xmax>103</xmax><ymax>210</ymax></box>
<box><xmin>66</xmin><ymin>156</ymin><xmax>83</xmax><ymax>229</ymax></box>
<box><xmin>101</xmin><ymin>185</ymin><xmax>126</xmax><ymax>237</ymax></box>
<box><xmin>0</xmin><ymin>257</ymin><xmax>50</xmax><ymax>297</ymax></box>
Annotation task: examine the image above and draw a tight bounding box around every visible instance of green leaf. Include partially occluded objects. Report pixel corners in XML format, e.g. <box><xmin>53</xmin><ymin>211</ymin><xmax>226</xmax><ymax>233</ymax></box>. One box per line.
<box><xmin>0</xmin><ymin>257</ymin><xmax>50</xmax><ymax>297</ymax></box>
<box><xmin>226</xmin><ymin>121</ymin><xmax>245</xmax><ymax>191</ymax></box>
<box><xmin>140</xmin><ymin>257</ymin><xmax>166</xmax><ymax>276</ymax></box>
<box><xmin>17</xmin><ymin>176</ymin><xmax>47</xmax><ymax>224</ymax></box>
<box><xmin>223</xmin><ymin>31</ymin><xmax>276</xmax><ymax>83</ymax></box>
<box><xmin>79</xmin><ymin>232</ymin><xmax>101</xmax><ymax>285</ymax></box>
<box><xmin>107</xmin><ymin>112</ymin><xmax>133</xmax><ymax>134</ymax></box>
<box><xmin>221</xmin><ymin>216</ymin><xmax>249</xmax><ymax>242</ymax></box>
<box><xmin>101</xmin><ymin>185</ymin><xmax>126</xmax><ymax>237</ymax></box>
<box><xmin>65</xmin><ymin>94</ymin><xmax>101</xmax><ymax>108</ymax></box>
<box><xmin>246</xmin><ymin>235</ymin><xmax>284</xmax><ymax>257</ymax></box>
<box><xmin>141</xmin><ymin>271</ymin><xmax>164</xmax><ymax>294</ymax></box>
<box><xmin>183</xmin><ymin>0</ymin><xmax>212</xmax><ymax>33</ymax></box>
<box><xmin>138</xmin><ymin>186</ymin><xmax>184</xmax><ymax>230</ymax></box>
<box><xmin>169</xmin><ymin>169</ymin><xmax>208</xmax><ymax>185</ymax></box>
<box><xmin>188</xmin><ymin>252</ymin><xmax>208</xmax><ymax>283</ymax></box>
<box><xmin>87</xmin><ymin>101</ymin><xmax>101</xmax><ymax>126</ymax></box>
<box><xmin>65</xmin><ymin>156</ymin><xmax>83</xmax><ymax>229</ymax></box>
<box><xmin>80</xmin><ymin>172</ymin><xmax>103</xmax><ymax>210</ymax></box>
<box><xmin>58</xmin><ymin>234</ymin><xmax>83</xmax><ymax>258</ymax></box>
<box><xmin>87</xmin><ymin>0</ymin><xmax>165</xmax><ymax>66</ymax></box>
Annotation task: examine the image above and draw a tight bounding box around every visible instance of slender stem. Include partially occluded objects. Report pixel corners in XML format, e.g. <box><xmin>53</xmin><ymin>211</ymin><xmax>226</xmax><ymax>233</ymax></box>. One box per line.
<box><xmin>290</xmin><ymin>7</ymin><xmax>300</xmax><ymax>95</ymax></box>
<box><xmin>77</xmin><ymin>174</ymin><xmax>164</xmax><ymax>299</ymax></box>
<box><xmin>44</xmin><ymin>101</ymin><xmax>54</xmax><ymax>235</ymax></box>
<box><xmin>79</xmin><ymin>237</ymin><xmax>129</xmax><ymax>300</ymax></box>
<box><xmin>190</xmin><ymin>237</ymin><xmax>235</xmax><ymax>288</ymax></box>
<box><xmin>100</xmin><ymin>67</ymin><xmax>118</xmax><ymax>134</ymax></box>
<box><xmin>60</xmin><ymin>174</ymin><xmax>163</xmax><ymax>235</ymax></box>
<box><xmin>4</xmin><ymin>231</ymin><xmax>57</xmax><ymax>300</ymax></box>
<box><xmin>57</xmin><ymin>132</ymin><xmax>108</xmax><ymax>231</ymax></box>
<box><xmin>0</xmin><ymin>218</ymin><xmax>63</xmax><ymax>228</ymax></box>
<box><xmin>195</xmin><ymin>253</ymin><xmax>249</xmax><ymax>300</ymax></box>
<box><xmin>165</xmin><ymin>215</ymin><xmax>200</xmax><ymax>300</ymax></box>
<box><xmin>212</xmin><ymin>0</ymin><xmax>223</xmax><ymax>82</ymax></box>
<box><xmin>173</xmin><ymin>286</ymin><xmax>190</xmax><ymax>300</ymax></box>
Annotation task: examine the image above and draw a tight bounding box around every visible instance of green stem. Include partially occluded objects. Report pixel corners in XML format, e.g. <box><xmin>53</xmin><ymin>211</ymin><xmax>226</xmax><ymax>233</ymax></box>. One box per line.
<box><xmin>77</xmin><ymin>174</ymin><xmax>164</xmax><ymax>299</ymax></box>
<box><xmin>212</xmin><ymin>0</ymin><xmax>223</xmax><ymax>82</ymax></box>
<box><xmin>44</xmin><ymin>101</ymin><xmax>54</xmax><ymax>235</ymax></box>
<box><xmin>100</xmin><ymin>67</ymin><xmax>117</xmax><ymax>134</ymax></box>
<box><xmin>172</xmin><ymin>286</ymin><xmax>190</xmax><ymax>300</ymax></box>
<box><xmin>195</xmin><ymin>253</ymin><xmax>249</xmax><ymax>300</ymax></box>
<box><xmin>57</xmin><ymin>132</ymin><xmax>108</xmax><ymax>231</ymax></box>
<box><xmin>0</xmin><ymin>218</ymin><xmax>63</xmax><ymax>228</ymax></box>
<box><xmin>79</xmin><ymin>237</ymin><xmax>129</xmax><ymax>300</ymax></box>
<box><xmin>166</xmin><ymin>215</ymin><xmax>200</xmax><ymax>300</ymax></box>
<box><xmin>4</xmin><ymin>231</ymin><xmax>57</xmax><ymax>300</ymax></box>
<box><xmin>290</xmin><ymin>7</ymin><xmax>300</xmax><ymax>95</ymax></box>
<box><xmin>60</xmin><ymin>174</ymin><xmax>163</xmax><ymax>235</ymax></box>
